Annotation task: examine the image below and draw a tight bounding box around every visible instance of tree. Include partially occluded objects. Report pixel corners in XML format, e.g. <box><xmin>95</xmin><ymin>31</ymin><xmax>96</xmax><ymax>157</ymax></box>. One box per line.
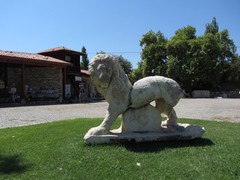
<box><xmin>80</xmin><ymin>46</ymin><xmax>89</xmax><ymax>70</ymax></box>
<box><xmin>117</xmin><ymin>55</ymin><xmax>133</xmax><ymax>75</ymax></box>
<box><xmin>129</xmin><ymin>60</ymin><xmax>144</xmax><ymax>83</ymax></box>
<box><xmin>135</xmin><ymin>17</ymin><xmax>237</xmax><ymax>92</ymax></box>
<box><xmin>229</xmin><ymin>54</ymin><xmax>240</xmax><ymax>86</ymax></box>
<box><xmin>218</xmin><ymin>29</ymin><xmax>236</xmax><ymax>61</ymax></box>
<box><xmin>140</xmin><ymin>30</ymin><xmax>168</xmax><ymax>76</ymax></box>
<box><xmin>205</xmin><ymin>17</ymin><xmax>219</xmax><ymax>34</ymax></box>
<box><xmin>166</xmin><ymin>18</ymin><xmax>236</xmax><ymax>91</ymax></box>
<box><xmin>167</xmin><ymin>26</ymin><xmax>199</xmax><ymax>91</ymax></box>
<box><xmin>200</xmin><ymin>18</ymin><xmax>236</xmax><ymax>89</ymax></box>
<box><xmin>197</xmin><ymin>33</ymin><xmax>223</xmax><ymax>89</ymax></box>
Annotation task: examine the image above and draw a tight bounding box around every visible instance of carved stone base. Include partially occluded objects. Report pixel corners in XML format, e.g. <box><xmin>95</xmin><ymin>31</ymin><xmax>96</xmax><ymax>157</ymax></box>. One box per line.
<box><xmin>84</xmin><ymin>123</ymin><xmax>205</xmax><ymax>144</ymax></box>
<box><xmin>122</xmin><ymin>104</ymin><xmax>162</xmax><ymax>132</ymax></box>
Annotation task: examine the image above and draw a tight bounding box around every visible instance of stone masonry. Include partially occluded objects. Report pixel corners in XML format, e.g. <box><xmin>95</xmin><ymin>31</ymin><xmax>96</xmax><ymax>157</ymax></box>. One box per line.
<box><xmin>7</xmin><ymin>66</ymin><xmax>63</xmax><ymax>99</ymax></box>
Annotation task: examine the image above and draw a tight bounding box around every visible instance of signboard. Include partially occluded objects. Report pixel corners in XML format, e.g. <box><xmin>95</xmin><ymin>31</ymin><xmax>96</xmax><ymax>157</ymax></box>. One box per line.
<box><xmin>65</xmin><ymin>84</ymin><xmax>71</xmax><ymax>97</ymax></box>
<box><xmin>75</xmin><ymin>76</ymin><xmax>82</xmax><ymax>81</ymax></box>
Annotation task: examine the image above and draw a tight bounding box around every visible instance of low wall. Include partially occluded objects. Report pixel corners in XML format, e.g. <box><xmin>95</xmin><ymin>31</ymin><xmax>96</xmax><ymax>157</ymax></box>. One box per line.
<box><xmin>192</xmin><ymin>90</ymin><xmax>211</xmax><ymax>98</ymax></box>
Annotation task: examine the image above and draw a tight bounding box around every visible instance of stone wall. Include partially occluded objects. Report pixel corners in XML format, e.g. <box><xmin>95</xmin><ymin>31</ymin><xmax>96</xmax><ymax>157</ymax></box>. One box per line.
<box><xmin>7</xmin><ymin>67</ymin><xmax>21</xmax><ymax>94</ymax></box>
<box><xmin>7</xmin><ymin>66</ymin><xmax>63</xmax><ymax>99</ymax></box>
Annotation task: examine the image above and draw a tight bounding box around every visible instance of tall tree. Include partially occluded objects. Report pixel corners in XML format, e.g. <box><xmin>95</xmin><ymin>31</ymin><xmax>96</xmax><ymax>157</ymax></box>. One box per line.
<box><xmin>129</xmin><ymin>60</ymin><xmax>144</xmax><ymax>83</ymax></box>
<box><xmin>205</xmin><ymin>17</ymin><xmax>219</xmax><ymax>34</ymax></box>
<box><xmin>140</xmin><ymin>30</ymin><xmax>168</xmax><ymax>76</ymax></box>
<box><xmin>80</xmin><ymin>46</ymin><xmax>89</xmax><ymax>70</ymax></box>
<box><xmin>228</xmin><ymin>54</ymin><xmax>240</xmax><ymax>86</ymax></box>
<box><xmin>136</xmin><ymin>17</ymin><xmax>237</xmax><ymax>92</ymax></box>
<box><xmin>117</xmin><ymin>55</ymin><xmax>133</xmax><ymax>75</ymax></box>
<box><xmin>218</xmin><ymin>29</ymin><xmax>236</xmax><ymax>61</ymax></box>
<box><xmin>197</xmin><ymin>33</ymin><xmax>223</xmax><ymax>89</ymax></box>
<box><xmin>167</xmin><ymin>19</ymin><xmax>236</xmax><ymax>91</ymax></box>
<box><xmin>167</xmin><ymin>26</ymin><xmax>199</xmax><ymax>91</ymax></box>
<box><xmin>201</xmin><ymin>18</ymin><xmax>236</xmax><ymax>89</ymax></box>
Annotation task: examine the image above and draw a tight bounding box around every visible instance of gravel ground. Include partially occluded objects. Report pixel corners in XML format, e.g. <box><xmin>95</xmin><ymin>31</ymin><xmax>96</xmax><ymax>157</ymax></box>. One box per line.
<box><xmin>0</xmin><ymin>98</ymin><xmax>240</xmax><ymax>129</ymax></box>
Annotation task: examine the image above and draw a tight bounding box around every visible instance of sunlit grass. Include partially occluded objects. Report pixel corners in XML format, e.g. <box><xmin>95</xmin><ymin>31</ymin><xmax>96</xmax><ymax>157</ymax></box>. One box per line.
<box><xmin>0</xmin><ymin>118</ymin><xmax>239</xmax><ymax>179</ymax></box>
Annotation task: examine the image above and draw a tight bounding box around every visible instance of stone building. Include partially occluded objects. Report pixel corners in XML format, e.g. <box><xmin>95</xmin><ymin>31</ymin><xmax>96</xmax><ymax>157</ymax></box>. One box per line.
<box><xmin>0</xmin><ymin>47</ymin><xmax>85</xmax><ymax>104</ymax></box>
<box><xmin>38</xmin><ymin>47</ymin><xmax>85</xmax><ymax>101</ymax></box>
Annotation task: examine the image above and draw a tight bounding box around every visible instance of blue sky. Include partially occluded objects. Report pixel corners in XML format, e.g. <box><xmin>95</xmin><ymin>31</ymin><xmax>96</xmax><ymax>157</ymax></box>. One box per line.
<box><xmin>1</xmin><ymin>0</ymin><xmax>239</xmax><ymax>68</ymax></box>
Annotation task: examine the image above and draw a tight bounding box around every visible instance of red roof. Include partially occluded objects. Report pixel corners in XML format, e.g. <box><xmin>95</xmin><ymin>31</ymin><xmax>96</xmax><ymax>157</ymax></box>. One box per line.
<box><xmin>0</xmin><ymin>50</ymin><xmax>71</xmax><ymax>67</ymax></box>
<box><xmin>39</xmin><ymin>46</ymin><xmax>85</xmax><ymax>55</ymax></box>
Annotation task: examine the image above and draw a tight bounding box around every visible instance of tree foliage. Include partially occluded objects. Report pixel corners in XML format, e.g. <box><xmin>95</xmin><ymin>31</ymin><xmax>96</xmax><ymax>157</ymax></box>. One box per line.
<box><xmin>129</xmin><ymin>60</ymin><xmax>144</xmax><ymax>83</ymax></box>
<box><xmin>229</xmin><ymin>55</ymin><xmax>240</xmax><ymax>84</ymax></box>
<box><xmin>140</xmin><ymin>31</ymin><xmax>168</xmax><ymax>76</ymax></box>
<box><xmin>117</xmin><ymin>55</ymin><xmax>133</xmax><ymax>75</ymax></box>
<box><xmin>167</xmin><ymin>26</ymin><xmax>198</xmax><ymax>90</ymax></box>
<box><xmin>205</xmin><ymin>17</ymin><xmax>219</xmax><ymax>34</ymax></box>
<box><xmin>80</xmin><ymin>46</ymin><xmax>89</xmax><ymax>70</ymax></box>
<box><xmin>135</xmin><ymin>17</ymin><xmax>238</xmax><ymax>92</ymax></box>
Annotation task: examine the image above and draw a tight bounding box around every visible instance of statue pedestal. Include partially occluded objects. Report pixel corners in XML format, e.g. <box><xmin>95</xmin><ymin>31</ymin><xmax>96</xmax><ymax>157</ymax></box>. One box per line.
<box><xmin>84</xmin><ymin>123</ymin><xmax>205</xmax><ymax>144</ymax></box>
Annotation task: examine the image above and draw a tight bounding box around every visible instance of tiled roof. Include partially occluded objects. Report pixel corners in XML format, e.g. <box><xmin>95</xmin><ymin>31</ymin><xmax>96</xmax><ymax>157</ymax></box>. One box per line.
<box><xmin>39</xmin><ymin>46</ymin><xmax>85</xmax><ymax>55</ymax></box>
<box><xmin>0</xmin><ymin>50</ymin><xmax>71</xmax><ymax>67</ymax></box>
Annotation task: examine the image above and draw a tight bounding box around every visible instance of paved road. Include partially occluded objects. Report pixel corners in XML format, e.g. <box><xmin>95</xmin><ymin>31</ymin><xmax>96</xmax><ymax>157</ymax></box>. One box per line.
<box><xmin>0</xmin><ymin>98</ymin><xmax>240</xmax><ymax>129</ymax></box>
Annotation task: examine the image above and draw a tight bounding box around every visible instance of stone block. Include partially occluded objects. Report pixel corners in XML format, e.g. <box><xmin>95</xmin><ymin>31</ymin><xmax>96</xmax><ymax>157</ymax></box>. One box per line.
<box><xmin>122</xmin><ymin>105</ymin><xmax>162</xmax><ymax>132</ymax></box>
<box><xmin>84</xmin><ymin>123</ymin><xmax>205</xmax><ymax>144</ymax></box>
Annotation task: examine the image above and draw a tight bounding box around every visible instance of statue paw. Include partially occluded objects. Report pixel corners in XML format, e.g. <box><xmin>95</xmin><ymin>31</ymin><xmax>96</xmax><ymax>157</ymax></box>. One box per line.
<box><xmin>161</xmin><ymin>120</ymin><xmax>178</xmax><ymax>127</ymax></box>
<box><xmin>86</xmin><ymin>126</ymin><xmax>110</xmax><ymax>135</ymax></box>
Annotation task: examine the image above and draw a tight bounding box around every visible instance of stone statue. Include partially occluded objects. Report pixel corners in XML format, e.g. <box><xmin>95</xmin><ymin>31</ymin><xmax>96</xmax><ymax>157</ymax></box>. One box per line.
<box><xmin>84</xmin><ymin>54</ymin><xmax>204</xmax><ymax>144</ymax></box>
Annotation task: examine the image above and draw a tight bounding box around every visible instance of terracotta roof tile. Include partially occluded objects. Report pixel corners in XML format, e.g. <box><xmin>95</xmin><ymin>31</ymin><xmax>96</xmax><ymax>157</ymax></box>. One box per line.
<box><xmin>39</xmin><ymin>46</ymin><xmax>85</xmax><ymax>55</ymax></box>
<box><xmin>0</xmin><ymin>50</ymin><xmax>71</xmax><ymax>66</ymax></box>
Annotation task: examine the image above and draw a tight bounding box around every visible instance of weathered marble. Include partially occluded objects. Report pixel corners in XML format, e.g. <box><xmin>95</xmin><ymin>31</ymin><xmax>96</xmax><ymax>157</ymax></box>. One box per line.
<box><xmin>84</xmin><ymin>54</ymin><xmax>205</xmax><ymax>144</ymax></box>
<box><xmin>122</xmin><ymin>104</ymin><xmax>162</xmax><ymax>132</ymax></box>
<box><xmin>84</xmin><ymin>123</ymin><xmax>205</xmax><ymax>144</ymax></box>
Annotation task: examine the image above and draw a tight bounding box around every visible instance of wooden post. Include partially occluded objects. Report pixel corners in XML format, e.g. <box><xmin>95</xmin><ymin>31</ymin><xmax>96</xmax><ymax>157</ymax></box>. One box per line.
<box><xmin>4</xmin><ymin>64</ymin><xmax>8</xmax><ymax>88</ymax></box>
<box><xmin>21</xmin><ymin>64</ymin><xmax>26</xmax><ymax>98</ymax></box>
<box><xmin>63</xmin><ymin>67</ymin><xmax>67</xmax><ymax>99</ymax></box>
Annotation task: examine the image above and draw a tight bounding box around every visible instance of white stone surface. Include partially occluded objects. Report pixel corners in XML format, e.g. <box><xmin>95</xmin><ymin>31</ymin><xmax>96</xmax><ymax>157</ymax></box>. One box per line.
<box><xmin>131</xmin><ymin>76</ymin><xmax>183</xmax><ymax>108</ymax></box>
<box><xmin>122</xmin><ymin>105</ymin><xmax>162</xmax><ymax>132</ymax></box>
<box><xmin>84</xmin><ymin>123</ymin><xmax>205</xmax><ymax>144</ymax></box>
<box><xmin>84</xmin><ymin>54</ymin><xmax>205</xmax><ymax>144</ymax></box>
<box><xmin>86</xmin><ymin>54</ymin><xmax>184</xmax><ymax>136</ymax></box>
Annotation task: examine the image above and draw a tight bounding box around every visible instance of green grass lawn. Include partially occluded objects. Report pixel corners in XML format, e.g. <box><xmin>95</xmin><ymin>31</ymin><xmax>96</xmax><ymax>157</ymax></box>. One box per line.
<box><xmin>0</xmin><ymin>118</ymin><xmax>239</xmax><ymax>179</ymax></box>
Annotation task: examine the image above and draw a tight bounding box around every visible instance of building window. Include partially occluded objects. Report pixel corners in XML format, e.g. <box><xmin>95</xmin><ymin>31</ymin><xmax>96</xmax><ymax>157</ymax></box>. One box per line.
<box><xmin>65</xmin><ymin>55</ymin><xmax>71</xmax><ymax>62</ymax></box>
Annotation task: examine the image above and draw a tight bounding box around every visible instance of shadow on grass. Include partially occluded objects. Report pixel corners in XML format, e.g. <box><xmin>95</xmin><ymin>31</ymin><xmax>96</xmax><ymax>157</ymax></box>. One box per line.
<box><xmin>0</xmin><ymin>154</ymin><xmax>32</xmax><ymax>174</ymax></box>
<box><xmin>123</xmin><ymin>138</ymin><xmax>214</xmax><ymax>153</ymax></box>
